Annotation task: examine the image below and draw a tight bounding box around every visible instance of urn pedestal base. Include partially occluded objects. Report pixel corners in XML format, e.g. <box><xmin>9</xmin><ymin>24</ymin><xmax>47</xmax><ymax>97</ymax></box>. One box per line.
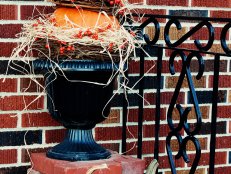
<box><xmin>47</xmin><ymin>129</ymin><xmax>111</xmax><ymax>161</ymax></box>
<box><xmin>29</xmin><ymin>152</ymin><xmax>146</xmax><ymax>174</ymax></box>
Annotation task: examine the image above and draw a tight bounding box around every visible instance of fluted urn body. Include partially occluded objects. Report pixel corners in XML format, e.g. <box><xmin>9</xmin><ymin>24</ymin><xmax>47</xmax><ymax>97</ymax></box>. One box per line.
<box><xmin>33</xmin><ymin>59</ymin><xmax>118</xmax><ymax>161</ymax></box>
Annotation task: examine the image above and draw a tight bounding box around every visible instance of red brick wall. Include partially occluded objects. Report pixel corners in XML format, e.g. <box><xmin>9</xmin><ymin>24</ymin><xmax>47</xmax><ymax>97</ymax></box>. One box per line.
<box><xmin>0</xmin><ymin>0</ymin><xmax>231</xmax><ymax>173</ymax></box>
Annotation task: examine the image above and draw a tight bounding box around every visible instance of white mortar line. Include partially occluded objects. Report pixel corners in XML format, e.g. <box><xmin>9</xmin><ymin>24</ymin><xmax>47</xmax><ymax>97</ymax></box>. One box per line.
<box><xmin>188</xmin><ymin>0</ymin><xmax>192</xmax><ymax>7</ymax></box>
<box><xmin>42</xmin><ymin>129</ymin><xmax>46</xmax><ymax>144</ymax></box>
<box><xmin>17</xmin><ymin>78</ymin><xmax>21</xmax><ymax>93</ymax></box>
<box><xmin>17</xmin><ymin>112</ymin><xmax>21</xmax><ymax>128</ymax></box>
<box><xmin>0</xmin><ymin>92</ymin><xmax>46</xmax><ymax>96</ymax></box>
<box><xmin>17</xmin><ymin>147</ymin><xmax>21</xmax><ymax>164</ymax></box>
<box><xmin>0</xmin><ymin>126</ymin><xmax>64</xmax><ymax>132</ymax></box>
<box><xmin>0</xmin><ymin>20</ymin><xmax>31</xmax><ymax>24</ymax></box>
<box><xmin>17</xmin><ymin>4</ymin><xmax>21</xmax><ymax>21</ymax></box>
<box><xmin>0</xmin><ymin>75</ymin><xmax>44</xmax><ymax>78</ymax></box>
<box><xmin>0</xmin><ymin>38</ymin><xmax>20</xmax><ymax>42</ymax></box>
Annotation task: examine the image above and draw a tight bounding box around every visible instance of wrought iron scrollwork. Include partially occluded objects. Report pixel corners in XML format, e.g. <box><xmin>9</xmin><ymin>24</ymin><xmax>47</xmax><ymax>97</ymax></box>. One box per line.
<box><xmin>132</xmin><ymin>14</ymin><xmax>229</xmax><ymax>173</ymax></box>
<box><xmin>166</xmin><ymin>50</ymin><xmax>203</xmax><ymax>174</ymax></box>
<box><xmin>139</xmin><ymin>17</ymin><xmax>160</xmax><ymax>45</ymax></box>
<box><xmin>221</xmin><ymin>22</ymin><xmax>231</xmax><ymax>54</ymax></box>
<box><xmin>164</xmin><ymin>19</ymin><xmax>214</xmax><ymax>51</ymax></box>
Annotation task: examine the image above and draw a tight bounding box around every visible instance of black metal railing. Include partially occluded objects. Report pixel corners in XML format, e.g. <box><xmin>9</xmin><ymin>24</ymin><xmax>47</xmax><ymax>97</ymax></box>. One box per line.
<box><xmin>121</xmin><ymin>14</ymin><xmax>231</xmax><ymax>174</ymax></box>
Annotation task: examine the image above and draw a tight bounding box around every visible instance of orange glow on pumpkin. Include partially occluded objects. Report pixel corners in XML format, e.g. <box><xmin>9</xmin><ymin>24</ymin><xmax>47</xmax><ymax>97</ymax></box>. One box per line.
<box><xmin>54</xmin><ymin>8</ymin><xmax>120</xmax><ymax>29</ymax></box>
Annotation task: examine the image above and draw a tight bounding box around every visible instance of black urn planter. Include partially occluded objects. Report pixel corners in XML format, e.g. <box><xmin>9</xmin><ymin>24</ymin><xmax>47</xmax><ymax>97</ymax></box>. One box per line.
<box><xmin>33</xmin><ymin>59</ymin><xmax>119</xmax><ymax>161</ymax></box>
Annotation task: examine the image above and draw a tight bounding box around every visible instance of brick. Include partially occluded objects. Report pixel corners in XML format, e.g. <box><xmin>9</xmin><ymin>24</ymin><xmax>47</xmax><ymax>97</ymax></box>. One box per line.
<box><xmin>216</xmin><ymin>136</ymin><xmax>231</xmax><ymax>149</ymax></box>
<box><xmin>22</xmin><ymin>112</ymin><xmax>61</xmax><ymax>127</ymax></box>
<box><xmin>126</xmin><ymin>76</ymin><xmax>164</xmax><ymax>90</ymax></box>
<box><xmin>161</xmin><ymin>59</ymin><xmax>183</xmax><ymax>74</ymax></box>
<box><xmin>45</xmin><ymin>129</ymin><xmax>65</xmax><ymax>144</ymax></box>
<box><xmin>143</xmin><ymin>124</ymin><xmax>172</xmax><ymax>138</ymax></box>
<box><xmin>0</xmin><ymin>166</ymin><xmax>29</xmax><ymax>174</ymax></box>
<box><xmin>211</xmin><ymin>11</ymin><xmax>231</xmax><ymax>18</ymax></box>
<box><xmin>0</xmin><ymin>42</ymin><xmax>17</xmax><ymax>57</ymax></box>
<box><xmin>128</xmin><ymin>0</ymin><xmax>143</xmax><ymax>4</ymax></box>
<box><xmin>210</xmin><ymin>44</ymin><xmax>226</xmax><ymax>54</ymax></box>
<box><xmin>135</xmin><ymin>8</ymin><xmax>167</xmax><ymax>17</ymax></box>
<box><xmin>217</xmin><ymin>106</ymin><xmax>231</xmax><ymax>118</ymax></box>
<box><xmin>214</xmin><ymin>167</ymin><xmax>231</xmax><ymax>174</ymax></box>
<box><xmin>144</xmin><ymin>121</ymin><xmax>226</xmax><ymax>138</ymax></box>
<box><xmin>229</xmin><ymin>90</ymin><xmax>231</xmax><ymax>103</ymax></box>
<box><xmin>145</xmin><ymin>107</ymin><xmax>166</xmax><ymax>120</ymax></box>
<box><xmin>102</xmin><ymin>109</ymin><xmax>120</xmax><ymax>124</ymax></box>
<box><xmin>128</xmin><ymin>108</ymin><xmax>166</xmax><ymax>122</ymax></box>
<box><xmin>209</xmin><ymin>75</ymin><xmax>231</xmax><ymax>88</ymax></box>
<box><xmin>128</xmin><ymin>60</ymin><xmax>140</xmax><ymax>73</ymax></box>
<box><xmin>165</xmin><ymin>43</ymin><xmax>203</xmax><ymax>57</ymax></box>
<box><xmin>100</xmin><ymin>143</ymin><xmax>120</xmax><ymax>152</ymax></box>
<box><xmin>165</xmin><ymin>168</ymin><xmax>206</xmax><ymax>174</ymax></box>
<box><xmin>20</xmin><ymin>6</ymin><xmax>54</xmax><ymax>20</ymax></box>
<box><xmin>170</xmin><ymin>138</ymin><xmax>207</xmax><ymax>152</ymax></box>
<box><xmin>172</xmin><ymin>106</ymin><xmax>210</xmax><ymax>120</ymax></box>
<box><xmin>0</xmin><ymin>149</ymin><xmax>17</xmax><ymax>164</ymax></box>
<box><xmin>158</xmin><ymin>59</ymin><xmax>227</xmax><ymax>74</ymax></box>
<box><xmin>126</xmin><ymin>140</ymin><xmax>165</xmax><ymax>155</ymax></box>
<box><xmin>192</xmin><ymin>59</ymin><xmax>228</xmax><ymax>73</ymax></box>
<box><xmin>0</xmin><ymin>5</ymin><xmax>18</xmax><ymax>20</ymax></box>
<box><xmin>144</xmin><ymin>92</ymin><xmax>185</xmax><ymax>105</ymax></box>
<box><xmin>0</xmin><ymin>130</ymin><xmax>42</xmax><ymax>146</ymax></box>
<box><xmin>128</xmin><ymin>60</ymin><xmax>156</xmax><ymax>74</ymax></box>
<box><xmin>229</xmin><ymin>121</ymin><xmax>231</xmax><ymax>133</ymax></box>
<box><xmin>95</xmin><ymin>126</ymin><xmax>138</xmax><ymax>141</ymax></box>
<box><xmin>21</xmin><ymin>147</ymin><xmax>49</xmax><ymax>163</ymax></box>
<box><xmin>131</xmin><ymin>9</ymin><xmax>166</xmax><ymax>23</ymax></box>
<box><xmin>190</xmin><ymin>27</ymin><xmax>228</xmax><ymax>41</ymax></box>
<box><xmin>136</xmin><ymin>9</ymin><xmax>166</xmax><ymax>15</ymax></box>
<box><xmin>0</xmin><ymin>114</ymin><xmax>17</xmax><ymax>128</ymax></box>
<box><xmin>145</xmin><ymin>26</ymin><xmax>187</xmax><ymax>41</ymax></box>
<box><xmin>192</xmin><ymin>0</ymin><xmax>231</xmax><ymax>8</ymax></box>
<box><xmin>0</xmin><ymin>78</ymin><xmax>17</xmax><ymax>92</ymax></box>
<box><xmin>166</xmin><ymin>76</ymin><xmax>206</xmax><ymax>88</ymax></box>
<box><xmin>144</xmin><ymin>26</ymin><xmax>161</xmax><ymax>42</ymax></box>
<box><xmin>170</xmin><ymin>44</ymin><xmax>226</xmax><ymax>58</ymax></box>
<box><xmin>0</xmin><ymin>24</ymin><xmax>22</xmax><ymax>38</ymax></box>
<box><xmin>199</xmin><ymin>121</ymin><xmax>226</xmax><ymax>135</ymax></box>
<box><xmin>147</xmin><ymin>0</ymin><xmax>188</xmax><ymax>6</ymax></box>
<box><xmin>0</xmin><ymin>95</ymin><xmax>44</xmax><ymax>111</ymax></box>
<box><xmin>187</xmin><ymin>152</ymin><xmax>227</xmax><ymax>166</ymax></box>
<box><xmin>169</xmin><ymin>10</ymin><xmax>208</xmax><ymax>18</ymax></box>
<box><xmin>20</xmin><ymin>78</ymin><xmax>44</xmax><ymax>92</ymax></box>
<box><xmin>187</xmin><ymin>90</ymin><xmax>227</xmax><ymax>104</ymax></box>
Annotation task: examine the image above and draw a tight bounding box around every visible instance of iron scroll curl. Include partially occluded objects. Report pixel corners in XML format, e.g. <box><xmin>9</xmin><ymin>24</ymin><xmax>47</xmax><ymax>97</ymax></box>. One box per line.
<box><xmin>221</xmin><ymin>22</ymin><xmax>231</xmax><ymax>54</ymax></box>
<box><xmin>138</xmin><ymin>17</ymin><xmax>160</xmax><ymax>45</ymax></box>
<box><xmin>166</xmin><ymin>50</ymin><xmax>203</xmax><ymax>174</ymax></box>
<box><xmin>164</xmin><ymin>19</ymin><xmax>214</xmax><ymax>51</ymax></box>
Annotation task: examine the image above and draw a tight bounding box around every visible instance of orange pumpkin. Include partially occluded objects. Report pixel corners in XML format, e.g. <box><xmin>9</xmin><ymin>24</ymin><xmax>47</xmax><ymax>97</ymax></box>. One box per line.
<box><xmin>54</xmin><ymin>8</ymin><xmax>120</xmax><ymax>29</ymax></box>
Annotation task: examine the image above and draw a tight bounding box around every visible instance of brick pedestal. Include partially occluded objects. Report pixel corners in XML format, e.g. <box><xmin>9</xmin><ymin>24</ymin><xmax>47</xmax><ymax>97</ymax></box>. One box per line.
<box><xmin>29</xmin><ymin>151</ymin><xmax>145</xmax><ymax>174</ymax></box>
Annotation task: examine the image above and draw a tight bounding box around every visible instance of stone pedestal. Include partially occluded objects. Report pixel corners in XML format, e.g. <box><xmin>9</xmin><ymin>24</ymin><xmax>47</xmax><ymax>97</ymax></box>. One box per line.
<box><xmin>28</xmin><ymin>151</ymin><xmax>145</xmax><ymax>174</ymax></box>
